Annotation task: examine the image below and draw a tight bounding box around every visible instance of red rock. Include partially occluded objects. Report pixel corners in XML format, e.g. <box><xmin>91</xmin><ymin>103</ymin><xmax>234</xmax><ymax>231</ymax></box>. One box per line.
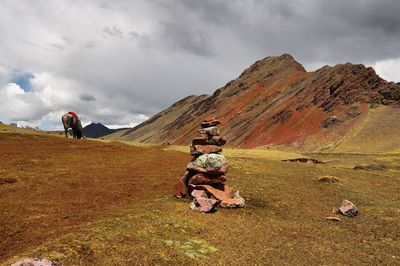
<box><xmin>189</xmin><ymin>189</ymin><xmax>218</xmax><ymax>212</ymax></box>
<box><xmin>201</xmin><ymin>120</ymin><xmax>221</xmax><ymax>128</ymax></box>
<box><xmin>192</xmin><ymin>137</ymin><xmax>226</xmax><ymax>146</ymax></box>
<box><xmin>172</xmin><ymin>171</ymin><xmax>191</xmax><ymax>198</ymax></box>
<box><xmin>190</xmin><ymin>184</ymin><xmax>245</xmax><ymax>208</ymax></box>
<box><xmin>190</xmin><ymin>144</ymin><xmax>222</xmax><ymax>155</ymax></box>
<box><xmin>188</xmin><ymin>173</ymin><xmax>227</xmax><ymax>185</ymax></box>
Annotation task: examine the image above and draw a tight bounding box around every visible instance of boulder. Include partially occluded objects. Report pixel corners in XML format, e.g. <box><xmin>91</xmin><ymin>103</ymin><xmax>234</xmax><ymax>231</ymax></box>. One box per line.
<box><xmin>172</xmin><ymin>171</ymin><xmax>191</xmax><ymax>198</ymax></box>
<box><xmin>337</xmin><ymin>200</ymin><xmax>358</xmax><ymax>217</ymax></box>
<box><xmin>187</xmin><ymin>154</ymin><xmax>228</xmax><ymax>175</ymax></box>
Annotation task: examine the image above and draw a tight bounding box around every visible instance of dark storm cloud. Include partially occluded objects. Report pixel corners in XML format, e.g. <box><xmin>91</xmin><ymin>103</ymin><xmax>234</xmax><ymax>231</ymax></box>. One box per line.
<box><xmin>1</xmin><ymin>0</ymin><xmax>400</xmax><ymax>129</ymax></box>
<box><xmin>79</xmin><ymin>93</ymin><xmax>96</xmax><ymax>102</ymax></box>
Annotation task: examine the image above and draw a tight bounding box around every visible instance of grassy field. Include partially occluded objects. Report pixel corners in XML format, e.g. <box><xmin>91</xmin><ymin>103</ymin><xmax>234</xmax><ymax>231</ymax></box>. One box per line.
<box><xmin>1</xmin><ymin>130</ymin><xmax>400</xmax><ymax>265</ymax></box>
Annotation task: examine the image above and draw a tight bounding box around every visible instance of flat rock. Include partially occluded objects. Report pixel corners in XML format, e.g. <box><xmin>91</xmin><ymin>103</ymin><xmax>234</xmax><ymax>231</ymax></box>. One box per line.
<box><xmin>326</xmin><ymin>216</ymin><xmax>341</xmax><ymax>222</ymax></box>
<box><xmin>201</xmin><ymin>119</ymin><xmax>221</xmax><ymax>128</ymax></box>
<box><xmin>188</xmin><ymin>173</ymin><xmax>227</xmax><ymax>185</ymax></box>
<box><xmin>282</xmin><ymin>158</ymin><xmax>324</xmax><ymax>164</ymax></box>
<box><xmin>199</xmin><ymin>126</ymin><xmax>220</xmax><ymax>137</ymax></box>
<box><xmin>192</xmin><ymin>137</ymin><xmax>226</xmax><ymax>146</ymax></box>
<box><xmin>190</xmin><ymin>144</ymin><xmax>222</xmax><ymax>155</ymax></box>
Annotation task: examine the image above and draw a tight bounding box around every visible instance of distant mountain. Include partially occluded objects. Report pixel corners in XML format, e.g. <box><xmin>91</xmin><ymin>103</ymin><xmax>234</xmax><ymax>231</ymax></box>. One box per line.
<box><xmin>105</xmin><ymin>54</ymin><xmax>400</xmax><ymax>152</ymax></box>
<box><xmin>82</xmin><ymin>123</ymin><xmax>128</xmax><ymax>138</ymax></box>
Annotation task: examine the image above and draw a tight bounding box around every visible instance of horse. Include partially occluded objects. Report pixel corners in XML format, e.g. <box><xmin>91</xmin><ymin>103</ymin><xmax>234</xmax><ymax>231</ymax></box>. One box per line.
<box><xmin>61</xmin><ymin>112</ymin><xmax>83</xmax><ymax>139</ymax></box>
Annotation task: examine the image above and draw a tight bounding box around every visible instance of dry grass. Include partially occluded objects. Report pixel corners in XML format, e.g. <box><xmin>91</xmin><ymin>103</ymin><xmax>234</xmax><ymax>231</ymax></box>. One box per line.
<box><xmin>1</xmin><ymin>132</ymin><xmax>400</xmax><ymax>265</ymax></box>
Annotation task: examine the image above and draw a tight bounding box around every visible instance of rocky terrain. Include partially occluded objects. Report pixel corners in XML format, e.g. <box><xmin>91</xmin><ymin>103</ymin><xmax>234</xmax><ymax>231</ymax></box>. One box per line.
<box><xmin>105</xmin><ymin>54</ymin><xmax>400</xmax><ymax>151</ymax></box>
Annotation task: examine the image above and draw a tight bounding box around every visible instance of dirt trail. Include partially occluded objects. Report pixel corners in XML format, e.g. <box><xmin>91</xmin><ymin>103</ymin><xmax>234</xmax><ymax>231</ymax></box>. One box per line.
<box><xmin>0</xmin><ymin>133</ymin><xmax>189</xmax><ymax>262</ymax></box>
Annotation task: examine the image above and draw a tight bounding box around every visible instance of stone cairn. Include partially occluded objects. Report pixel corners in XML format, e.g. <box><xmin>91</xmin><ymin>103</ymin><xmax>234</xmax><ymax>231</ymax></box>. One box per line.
<box><xmin>173</xmin><ymin>117</ymin><xmax>245</xmax><ymax>212</ymax></box>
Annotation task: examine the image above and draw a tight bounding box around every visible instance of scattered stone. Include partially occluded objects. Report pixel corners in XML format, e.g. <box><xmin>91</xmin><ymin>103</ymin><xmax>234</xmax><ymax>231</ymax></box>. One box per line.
<box><xmin>173</xmin><ymin>118</ymin><xmax>245</xmax><ymax>211</ymax></box>
<box><xmin>353</xmin><ymin>164</ymin><xmax>386</xmax><ymax>171</ymax></box>
<box><xmin>315</xmin><ymin>175</ymin><xmax>341</xmax><ymax>183</ymax></box>
<box><xmin>337</xmin><ymin>200</ymin><xmax>358</xmax><ymax>217</ymax></box>
<box><xmin>0</xmin><ymin>177</ymin><xmax>19</xmax><ymax>185</ymax></box>
<box><xmin>282</xmin><ymin>158</ymin><xmax>324</xmax><ymax>164</ymax></box>
<box><xmin>326</xmin><ymin>216</ymin><xmax>341</xmax><ymax>222</ymax></box>
<box><xmin>11</xmin><ymin>258</ymin><xmax>59</xmax><ymax>266</ymax></box>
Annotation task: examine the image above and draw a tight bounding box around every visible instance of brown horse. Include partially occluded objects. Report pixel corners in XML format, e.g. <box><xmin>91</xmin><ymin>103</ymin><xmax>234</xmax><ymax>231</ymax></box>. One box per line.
<box><xmin>61</xmin><ymin>112</ymin><xmax>83</xmax><ymax>139</ymax></box>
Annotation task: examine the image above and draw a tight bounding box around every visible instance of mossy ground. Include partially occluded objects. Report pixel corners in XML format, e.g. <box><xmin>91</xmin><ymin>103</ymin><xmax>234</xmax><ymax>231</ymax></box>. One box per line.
<box><xmin>1</xmin><ymin>131</ymin><xmax>399</xmax><ymax>265</ymax></box>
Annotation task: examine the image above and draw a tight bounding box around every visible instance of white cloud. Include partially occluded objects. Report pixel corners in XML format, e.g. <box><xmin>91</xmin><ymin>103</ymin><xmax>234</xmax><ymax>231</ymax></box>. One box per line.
<box><xmin>373</xmin><ymin>57</ymin><xmax>400</xmax><ymax>82</ymax></box>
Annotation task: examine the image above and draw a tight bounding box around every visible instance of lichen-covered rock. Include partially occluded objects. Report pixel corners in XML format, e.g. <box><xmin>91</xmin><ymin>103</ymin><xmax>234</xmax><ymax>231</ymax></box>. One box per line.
<box><xmin>187</xmin><ymin>154</ymin><xmax>228</xmax><ymax>175</ymax></box>
<box><xmin>11</xmin><ymin>258</ymin><xmax>59</xmax><ymax>266</ymax></box>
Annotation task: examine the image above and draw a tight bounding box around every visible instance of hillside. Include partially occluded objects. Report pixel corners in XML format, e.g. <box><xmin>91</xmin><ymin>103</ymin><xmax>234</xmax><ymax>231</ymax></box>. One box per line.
<box><xmin>83</xmin><ymin>123</ymin><xmax>128</xmax><ymax>138</ymax></box>
<box><xmin>105</xmin><ymin>54</ymin><xmax>400</xmax><ymax>151</ymax></box>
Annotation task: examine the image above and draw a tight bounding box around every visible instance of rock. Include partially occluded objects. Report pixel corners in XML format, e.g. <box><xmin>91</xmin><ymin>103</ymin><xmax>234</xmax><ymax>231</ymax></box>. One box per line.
<box><xmin>282</xmin><ymin>158</ymin><xmax>324</xmax><ymax>164</ymax></box>
<box><xmin>191</xmin><ymin>185</ymin><xmax>245</xmax><ymax>208</ymax></box>
<box><xmin>337</xmin><ymin>200</ymin><xmax>358</xmax><ymax>217</ymax></box>
<box><xmin>190</xmin><ymin>144</ymin><xmax>222</xmax><ymax>155</ymax></box>
<box><xmin>321</xmin><ymin>116</ymin><xmax>340</xmax><ymax>128</ymax></box>
<box><xmin>188</xmin><ymin>173</ymin><xmax>226</xmax><ymax>185</ymax></box>
<box><xmin>199</xmin><ymin>126</ymin><xmax>220</xmax><ymax>137</ymax></box>
<box><xmin>326</xmin><ymin>216</ymin><xmax>341</xmax><ymax>222</ymax></box>
<box><xmin>379</xmin><ymin>85</ymin><xmax>400</xmax><ymax>101</ymax></box>
<box><xmin>201</xmin><ymin>119</ymin><xmax>221</xmax><ymax>128</ymax></box>
<box><xmin>189</xmin><ymin>189</ymin><xmax>218</xmax><ymax>213</ymax></box>
<box><xmin>187</xmin><ymin>154</ymin><xmax>228</xmax><ymax>175</ymax></box>
<box><xmin>353</xmin><ymin>164</ymin><xmax>386</xmax><ymax>171</ymax></box>
<box><xmin>220</xmin><ymin>191</ymin><xmax>245</xmax><ymax>208</ymax></box>
<box><xmin>192</xmin><ymin>137</ymin><xmax>226</xmax><ymax>146</ymax></box>
<box><xmin>315</xmin><ymin>175</ymin><xmax>340</xmax><ymax>183</ymax></box>
<box><xmin>11</xmin><ymin>258</ymin><xmax>59</xmax><ymax>266</ymax></box>
<box><xmin>172</xmin><ymin>171</ymin><xmax>191</xmax><ymax>198</ymax></box>
<box><xmin>0</xmin><ymin>177</ymin><xmax>19</xmax><ymax>185</ymax></box>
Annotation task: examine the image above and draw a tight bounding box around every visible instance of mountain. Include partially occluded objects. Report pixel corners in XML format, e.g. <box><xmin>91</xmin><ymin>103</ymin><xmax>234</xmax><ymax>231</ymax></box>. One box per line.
<box><xmin>105</xmin><ymin>54</ymin><xmax>400</xmax><ymax>152</ymax></box>
<box><xmin>83</xmin><ymin>123</ymin><xmax>128</xmax><ymax>138</ymax></box>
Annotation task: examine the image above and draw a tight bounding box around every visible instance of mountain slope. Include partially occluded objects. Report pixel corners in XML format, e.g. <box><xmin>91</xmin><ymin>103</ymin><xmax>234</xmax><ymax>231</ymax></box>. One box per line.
<box><xmin>106</xmin><ymin>54</ymin><xmax>400</xmax><ymax>151</ymax></box>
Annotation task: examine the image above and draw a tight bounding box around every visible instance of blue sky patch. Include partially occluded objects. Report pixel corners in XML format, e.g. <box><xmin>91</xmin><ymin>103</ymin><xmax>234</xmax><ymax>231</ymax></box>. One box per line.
<box><xmin>10</xmin><ymin>70</ymin><xmax>34</xmax><ymax>92</ymax></box>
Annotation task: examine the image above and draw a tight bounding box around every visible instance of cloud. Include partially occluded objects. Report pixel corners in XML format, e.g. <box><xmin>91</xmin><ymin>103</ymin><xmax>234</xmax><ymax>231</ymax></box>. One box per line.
<box><xmin>79</xmin><ymin>93</ymin><xmax>96</xmax><ymax>102</ymax></box>
<box><xmin>0</xmin><ymin>0</ymin><xmax>400</xmax><ymax>130</ymax></box>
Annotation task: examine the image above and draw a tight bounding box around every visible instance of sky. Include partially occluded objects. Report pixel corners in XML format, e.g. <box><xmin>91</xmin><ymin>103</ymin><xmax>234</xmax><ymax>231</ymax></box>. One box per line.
<box><xmin>1</xmin><ymin>0</ymin><xmax>400</xmax><ymax>129</ymax></box>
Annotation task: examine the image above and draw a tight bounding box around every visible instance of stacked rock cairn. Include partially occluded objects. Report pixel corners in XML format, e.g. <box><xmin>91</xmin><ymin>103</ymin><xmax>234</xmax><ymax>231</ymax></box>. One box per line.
<box><xmin>173</xmin><ymin>117</ymin><xmax>245</xmax><ymax>212</ymax></box>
